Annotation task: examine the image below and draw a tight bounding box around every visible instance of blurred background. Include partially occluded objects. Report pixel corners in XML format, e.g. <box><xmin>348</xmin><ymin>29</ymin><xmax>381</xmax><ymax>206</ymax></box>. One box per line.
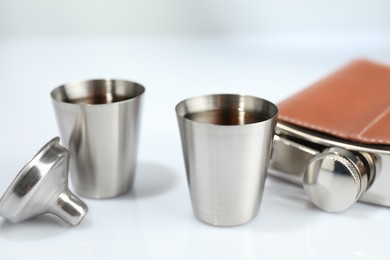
<box><xmin>1</xmin><ymin>0</ymin><xmax>390</xmax><ymax>37</ymax></box>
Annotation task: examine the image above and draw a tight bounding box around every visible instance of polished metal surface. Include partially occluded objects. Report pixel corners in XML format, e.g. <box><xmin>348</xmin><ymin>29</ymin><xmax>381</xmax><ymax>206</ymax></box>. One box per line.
<box><xmin>269</xmin><ymin>122</ymin><xmax>390</xmax><ymax>210</ymax></box>
<box><xmin>176</xmin><ymin>94</ymin><xmax>278</xmax><ymax>226</ymax></box>
<box><xmin>0</xmin><ymin>138</ymin><xmax>88</xmax><ymax>226</ymax></box>
<box><xmin>51</xmin><ymin>79</ymin><xmax>145</xmax><ymax>199</ymax></box>
<box><xmin>303</xmin><ymin>147</ymin><xmax>372</xmax><ymax>212</ymax></box>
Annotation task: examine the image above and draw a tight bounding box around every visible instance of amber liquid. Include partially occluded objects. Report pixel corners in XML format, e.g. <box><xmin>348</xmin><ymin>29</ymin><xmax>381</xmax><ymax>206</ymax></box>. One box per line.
<box><xmin>65</xmin><ymin>95</ymin><xmax>131</xmax><ymax>105</ymax></box>
<box><xmin>185</xmin><ymin>109</ymin><xmax>268</xmax><ymax>125</ymax></box>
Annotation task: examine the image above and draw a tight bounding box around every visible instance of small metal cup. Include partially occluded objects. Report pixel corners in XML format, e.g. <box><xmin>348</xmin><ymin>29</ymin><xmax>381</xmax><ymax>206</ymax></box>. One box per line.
<box><xmin>176</xmin><ymin>94</ymin><xmax>278</xmax><ymax>226</ymax></box>
<box><xmin>51</xmin><ymin>79</ymin><xmax>145</xmax><ymax>199</ymax></box>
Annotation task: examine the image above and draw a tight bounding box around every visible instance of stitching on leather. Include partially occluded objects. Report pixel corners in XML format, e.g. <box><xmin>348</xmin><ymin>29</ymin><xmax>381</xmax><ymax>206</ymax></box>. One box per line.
<box><xmin>280</xmin><ymin>115</ymin><xmax>390</xmax><ymax>144</ymax></box>
<box><xmin>279</xmin><ymin>117</ymin><xmax>350</xmax><ymax>138</ymax></box>
<box><xmin>279</xmin><ymin>61</ymin><xmax>390</xmax><ymax>144</ymax></box>
<box><xmin>357</xmin><ymin>105</ymin><xmax>390</xmax><ymax>138</ymax></box>
<box><xmin>357</xmin><ymin>137</ymin><xmax>389</xmax><ymax>144</ymax></box>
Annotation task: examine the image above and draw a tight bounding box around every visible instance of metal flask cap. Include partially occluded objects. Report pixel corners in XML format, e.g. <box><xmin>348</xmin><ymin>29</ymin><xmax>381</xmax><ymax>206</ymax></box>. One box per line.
<box><xmin>0</xmin><ymin>137</ymin><xmax>88</xmax><ymax>226</ymax></box>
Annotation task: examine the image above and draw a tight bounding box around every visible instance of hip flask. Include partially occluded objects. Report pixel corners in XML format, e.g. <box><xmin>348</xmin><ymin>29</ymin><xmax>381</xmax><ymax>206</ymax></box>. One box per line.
<box><xmin>269</xmin><ymin>60</ymin><xmax>390</xmax><ymax>212</ymax></box>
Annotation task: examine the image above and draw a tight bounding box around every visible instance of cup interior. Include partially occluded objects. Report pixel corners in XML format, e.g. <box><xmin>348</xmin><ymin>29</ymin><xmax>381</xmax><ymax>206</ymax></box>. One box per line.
<box><xmin>176</xmin><ymin>94</ymin><xmax>278</xmax><ymax>125</ymax></box>
<box><xmin>51</xmin><ymin>79</ymin><xmax>145</xmax><ymax>105</ymax></box>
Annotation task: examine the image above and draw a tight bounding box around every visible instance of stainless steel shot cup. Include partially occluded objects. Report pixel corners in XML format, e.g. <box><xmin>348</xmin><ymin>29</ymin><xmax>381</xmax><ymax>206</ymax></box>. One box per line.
<box><xmin>51</xmin><ymin>79</ymin><xmax>145</xmax><ymax>199</ymax></box>
<box><xmin>176</xmin><ymin>94</ymin><xmax>278</xmax><ymax>226</ymax></box>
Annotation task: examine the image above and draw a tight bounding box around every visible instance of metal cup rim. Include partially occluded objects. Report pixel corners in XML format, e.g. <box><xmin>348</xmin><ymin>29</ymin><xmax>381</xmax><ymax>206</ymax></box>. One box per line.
<box><xmin>175</xmin><ymin>93</ymin><xmax>279</xmax><ymax>127</ymax></box>
<box><xmin>51</xmin><ymin>78</ymin><xmax>145</xmax><ymax>106</ymax></box>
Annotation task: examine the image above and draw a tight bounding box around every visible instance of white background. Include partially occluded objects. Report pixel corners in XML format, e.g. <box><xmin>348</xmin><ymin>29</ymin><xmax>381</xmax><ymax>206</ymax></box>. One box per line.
<box><xmin>1</xmin><ymin>0</ymin><xmax>390</xmax><ymax>36</ymax></box>
<box><xmin>0</xmin><ymin>1</ymin><xmax>390</xmax><ymax>259</ymax></box>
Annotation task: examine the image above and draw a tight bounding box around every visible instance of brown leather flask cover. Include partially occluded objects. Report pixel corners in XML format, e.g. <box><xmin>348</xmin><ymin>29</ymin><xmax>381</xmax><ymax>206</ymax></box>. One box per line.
<box><xmin>278</xmin><ymin>60</ymin><xmax>390</xmax><ymax>145</ymax></box>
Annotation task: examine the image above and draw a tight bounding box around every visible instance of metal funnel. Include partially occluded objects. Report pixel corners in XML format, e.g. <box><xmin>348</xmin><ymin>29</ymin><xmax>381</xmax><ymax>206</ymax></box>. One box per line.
<box><xmin>0</xmin><ymin>137</ymin><xmax>88</xmax><ymax>226</ymax></box>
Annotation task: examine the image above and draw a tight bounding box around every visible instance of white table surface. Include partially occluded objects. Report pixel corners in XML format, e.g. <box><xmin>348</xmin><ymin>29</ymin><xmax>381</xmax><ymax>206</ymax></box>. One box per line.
<box><xmin>0</xmin><ymin>34</ymin><xmax>390</xmax><ymax>260</ymax></box>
